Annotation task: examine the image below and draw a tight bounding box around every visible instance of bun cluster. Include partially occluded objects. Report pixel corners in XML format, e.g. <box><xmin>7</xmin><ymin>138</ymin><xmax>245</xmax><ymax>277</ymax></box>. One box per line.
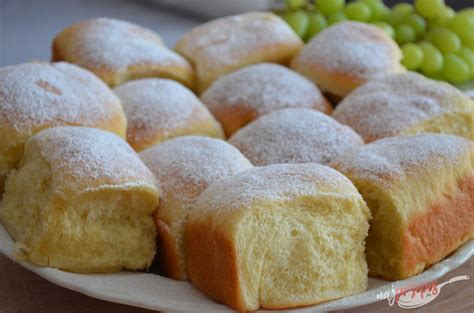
<box><xmin>0</xmin><ymin>13</ymin><xmax>473</xmax><ymax>312</ymax></box>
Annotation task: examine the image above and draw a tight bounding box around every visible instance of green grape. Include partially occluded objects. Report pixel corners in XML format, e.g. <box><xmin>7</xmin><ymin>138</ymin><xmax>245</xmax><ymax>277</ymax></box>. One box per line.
<box><xmin>305</xmin><ymin>13</ymin><xmax>328</xmax><ymax>41</ymax></box>
<box><xmin>428</xmin><ymin>28</ymin><xmax>461</xmax><ymax>53</ymax></box>
<box><xmin>457</xmin><ymin>47</ymin><xmax>474</xmax><ymax>79</ymax></box>
<box><xmin>401</xmin><ymin>43</ymin><xmax>424</xmax><ymax>70</ymax></box>
<box><xmin>284</xmin><ymin>0</ymin><xmax>306</xmax><ymax>9</ymax></box>
<box><xmin>362</xmin><ymin>0</ymin><xmax>389</xmax><ymax>21</ymax></box>
<box><xmin>367</xmin><ymin>1</ymin><xmax>390</xmax><ymax>21</ymax></box>
<box><xmin>415</xmin><ymin>0</ymin><xmax>446</xmax><ymax>19</ymax></box>
<box><xmin>395</xmin><ymin>24</ymin><xmax>416</xmax><ymax>45</ymax></box>
<box><xmin>434</xmin><ymin>7</ymin><xmax>455</xmax><ymax>25</ymax></box>
<box><xmin>386</xmin><ymin>10</ymin><xmax>408</xmax><ymax>26</ymax></box>
<box><xmin>344</xmin><ymin>2</ymin><xmax>372</xmax><ymax>22</ymax></box>
<box><xmin>419</xmin><ymin>42</ymin><xmax>444</xmax><ymax>75</ymax></box>
<box><xmin>446</xmin><ymin>13</ymin><xmax>474</xmax><ymax>38</ymax></box>
<box><xmin>374</xmin><ymin>22</ymin><xmax>395</xmax><ymax>38</ymax></box>
<box><xmin>283</xmin><ymin>10</ymin><xmax>309</xmax><ymax>38</ymax></box>
<box><xmin>328</xmin><ymin>11</ymin><xmax>348</xmax><ymax>25</ymax></box>
<box><xmin>404</xmin><ymin>14</ymin><xmax>426</xmax><ymax>37</ymax></box>
<box><xmin>393</xmin><ymin>3</ymin><xmax>414</xmax><ymax>16</ymax></box>
<box><xmin>317</xmin><ymin>0</ymin><xmax>345</xmax><ymax>16</ymax></box>
<box><xmin>360</xmin><ymin>0</ymin><xmax>380</xmax><ymax>5</ymax></box>
<box><xmin>458</xmin><ymin>8</ymin><xmax>474</xmax><ymax>18</ymax></box>
<box><xmin>442</xmin><ymin>53</ymin><xmax>470</xmax><ymax>83</ymax></box>
<box><xmin>460</xmin><ymin>31</ymin><xmax>474</xmax><ymax>50</ymax></box>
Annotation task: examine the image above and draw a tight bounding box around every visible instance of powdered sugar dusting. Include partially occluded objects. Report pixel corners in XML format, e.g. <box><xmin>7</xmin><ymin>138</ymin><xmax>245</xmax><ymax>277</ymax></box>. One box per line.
<box><xmin>333</xmin><ymin>72</ymin><xmax>470</xmax><ymax>142</ymax></box>
<box><xmin>140</xmin><ymin>136</ymin><xmax>252</xmax><ymax>207</ymax></box>
<box><xmin>177</xmin><ymin>12</ymin><xmax>301</xmax><ymax>66</ymax></box>
<box><xmin>32</xmin><ymin>127</ymin><xmax>157</xmax><ymax>196</ymax></box>
<box><xmin>229</xmin><ymin>108</ymin><xmax>363</xmax><ymax>166</ymax></box>
<box><xmin>58</xmin><ymin>18</ymin><xmax>188</xmax><ymax>71</ymax></box>
<box><xmin>0</xmin><ymin>62</ymin><xmax>122</xmax><ymax>133</ymax></box>
<box><xmin>192</xmin><ymin>163</ymin><xmax>360</xmax><ymax>214</ymax></box>
<box><xmin>332</xmin><ymin>134</ymin><xmax>472</xmax><ymax>186</ymax></box>
<box><xmin>175</xmin><ymin>12</ymin><xmax>302</xmax><ymax>91</ymax></box>
<box><xmin>113</xmin><ymin>79</ymin><xmax>215</xmax><ymax>148</ymax></box>
<box><xmin>201</xmin><ymin>63</ymin><xmax>329</xmax><ymax>117</ymax></box>
<box><xmin>294</xmin><ymin>21</ymin><xmax>401</xmax><ymax>77</ymax></box>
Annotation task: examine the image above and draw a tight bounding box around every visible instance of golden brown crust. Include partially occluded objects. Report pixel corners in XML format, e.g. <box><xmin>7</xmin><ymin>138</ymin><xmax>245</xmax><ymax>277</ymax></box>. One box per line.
<box><xmin>140</xmin><ymin>137</ymin><xmax>252</xmax><ymax>280</ymax></box>
<box><xmin>128</xmin><ymin>102</ymin><xmax>224</xmax><ymax>151</ymax></box>
<box><xmin>292</xmin><ymin>63</ymin><xmax>366</xmax><ymax>100</ymax></box>
<box><xmin>291</xmin><ymin>21</ymin><xmax>403</xmax><ymax>98</ymax></box>
<box><xmin>208</xmin><ymin>94</ymin><xmax>332</xmax><ymax>139</ymax></box>
<box><xmin>187</xmin><ymin>221</ymin><xmax>353</xmax><ymax>311</ymax></box>
<box><xmin>205</xmin><ymin>102</ymin><xmax>259</xmax><ymax>138</ymax></box>
<box><xmin>333</xmin><ymin>134</ymin><xmax>474</xmax><ymax>280</ymax></box>
<box><xmin>187</xmin><ymin>219</ymin><xmax>246</xmax><ymax>311</ymax></box>
<box><xmin>155</xmin><ymin>218</ymin><xmax>181</xmax><ymax>280</ymax></box>
<box><xmin>113</xmin><ymin>79</ymin><xmax>224</xmax><ymax>151</ymax></box>
<box><xmin>175</xmin><ymin>12</ymin><xmax>303</xmax><ymax>94</ymax></box>
<box><xmin>398</xmin><ymin>175</ymin><xmax>474</xmax><ymax>279</ymax></box>
<box><xmin>332</xmin><ymin>72</ymin><xmax>474</xmax><ymax>143</ymax></box>
<box><xmin>52</xmin><ymin>18</ymin><xmax>194</xmax><ymax>88</ymax></box>
<box><xmin>200</xmin><ymin>63</ymin><xmax>331</xmax><ymax>136</ymax></box>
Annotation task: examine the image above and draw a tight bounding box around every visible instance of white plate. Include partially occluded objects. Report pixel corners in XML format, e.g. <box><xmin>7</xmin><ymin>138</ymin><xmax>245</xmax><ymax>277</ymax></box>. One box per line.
<box><xmin>0</xmin><ymin>224</ymin><xmax>472</xmax><ymax>312</ymax></box>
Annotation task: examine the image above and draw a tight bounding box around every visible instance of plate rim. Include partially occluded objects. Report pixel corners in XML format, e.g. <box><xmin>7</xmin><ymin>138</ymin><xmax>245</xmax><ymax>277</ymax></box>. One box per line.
<box><xmin>1</xmin><ymin>224</ymin><xmax>473</xmax><ymax>313</ymax></box>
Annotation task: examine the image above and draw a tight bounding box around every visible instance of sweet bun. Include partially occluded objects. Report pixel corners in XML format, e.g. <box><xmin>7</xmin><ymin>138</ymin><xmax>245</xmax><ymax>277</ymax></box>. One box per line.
<box><xmin>0</xmin><ymin>127</ymin><xmax>159</xmax><ymax>273</ymax></box>
<box><xmin>229</xmin><ymin>108</ymin><xmax>363</xmax><ymax>166</ymax></box>
<box><xmin>333</xmin><ymin>72</ymin><xmax>474</xmax><ymax>142</ymax></box>
<box><xmin>140</xmin><ymin>136</ymin><xmax>252</xmax><ymax>280</ymax></box>
<box><xmin>291</xmin><ymin>21</ymin><xmax>403</xmax><ymax>98</ymax></box>
<box><xmin>332</xmin><ymin>134</ymin><xmax>474</xmax><ymax>280</ymax></box>
<box><xmin>52</xmin><ymin>17</ymin><xmax>194</xmax><ymax>88</ymax></box>
<box><xmin>175</xmin><ymin>12</ymin><xmax>303</xmax><ymax>93</ymax></box>
<box><xmin>0</xmin><ymin>61</ymin><xmax>126</xmax><ymax>196</ymax></box>
<box><xmin>201</xmin><ymin>63</ymin><xmax>332</xmax><ymax>136</ymax></box>
<box><xmin>187</xmin><ymin>163</ymin><xmax>370</xmax><ymax>311</ymax></box>
<box><xmin>114</xmin><ymin>79</ymin><xmax>224</xmax><ymax>151</ymax></box>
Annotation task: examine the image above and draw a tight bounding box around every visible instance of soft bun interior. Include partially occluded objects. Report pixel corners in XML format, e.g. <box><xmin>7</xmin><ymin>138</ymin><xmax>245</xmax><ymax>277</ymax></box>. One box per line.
<box><xmin>1</xmin><ymin>138</ymin><xmax>158</xmax><ymax>273</ymax></box>
<box><xmin>236</xmin><ymin>197</ymin><xmax>370</xmax><ymax>309</ymax></box>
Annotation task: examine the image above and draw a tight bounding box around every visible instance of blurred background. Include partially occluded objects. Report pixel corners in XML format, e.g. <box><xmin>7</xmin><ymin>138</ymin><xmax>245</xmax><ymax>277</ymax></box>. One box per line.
<box><xmin>0</xmin><ymin>0</ymin><xmax>472</xmax><ymax>87</ymax></box>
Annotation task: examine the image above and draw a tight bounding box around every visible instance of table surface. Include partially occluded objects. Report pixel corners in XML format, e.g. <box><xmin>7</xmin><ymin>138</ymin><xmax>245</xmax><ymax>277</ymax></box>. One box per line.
<box><xmin>0</xmin><ymin>0</ymin><xmax>473</xmax><ymax>312</ymax></box>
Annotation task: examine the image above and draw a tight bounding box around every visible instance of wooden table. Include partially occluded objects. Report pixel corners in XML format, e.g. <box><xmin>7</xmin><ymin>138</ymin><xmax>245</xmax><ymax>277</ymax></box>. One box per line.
<box><xmin>0</xmin><ymin>254</ymin><xmax>472</xmax><ymax>313</ymax></box>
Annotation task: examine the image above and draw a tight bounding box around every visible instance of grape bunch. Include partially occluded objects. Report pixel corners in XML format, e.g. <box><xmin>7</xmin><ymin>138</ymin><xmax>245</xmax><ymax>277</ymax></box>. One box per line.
<box><xmin>278</xmin><ymin>0</ymin><xmax>473</xmax><ymax>85</ymax></box>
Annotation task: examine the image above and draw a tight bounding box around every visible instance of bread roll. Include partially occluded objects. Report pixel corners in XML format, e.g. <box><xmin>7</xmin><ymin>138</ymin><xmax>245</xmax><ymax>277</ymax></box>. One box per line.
<box><xmin>52</xmin><ymin>18</ymin><xmax>194</xmax><ymax>88</ymax></box>
<box><xmin>332</xmin><ymin>134</ymin><xmax>474</xmax><ymax>280</ymax></box>
<box><xmin>175</xmin><ymin>12</ymin><xmax>303</xmax><ymax>93</ymax></box>
<box><xmin>291</xmin><ymin>21</ymin><xmax>403</xmax><ymax>98</ymax></box>
<box><xmin>187</xmin><ymin>163</ymin><xmax>370</xmax><ymax>311</ymax></box>
<box><xmin>114</xmin><ymin>79</ymin><xmax>224</xmax><ymax>151</ymax></box>
<box><xmin>0</xmin><ymin>62</ymin><xmax>126</xmax><ymax>196</ymax></box>
<box><xmin>0</xmin><ymin>127</ymin><xmax>159</xmax><ymax>273</ymax></box>
<box><xmin>333</xmin><ymin>72</ymin><xmax>474</xmax><ymax>142</ymax></box>
<box><xmin>201</xmin><ymin>63</ymin><xmax>331</xmax><ymax>136</ymax></box>
<box><xmin>140</xmin><ymin>136</ymin><xmax>252</xmax><ymax>280</ymax></box>
<box><xmin>229</xmin><ymin>108</ymin><xmax>363</xmax><ymax>166</ymax></box>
